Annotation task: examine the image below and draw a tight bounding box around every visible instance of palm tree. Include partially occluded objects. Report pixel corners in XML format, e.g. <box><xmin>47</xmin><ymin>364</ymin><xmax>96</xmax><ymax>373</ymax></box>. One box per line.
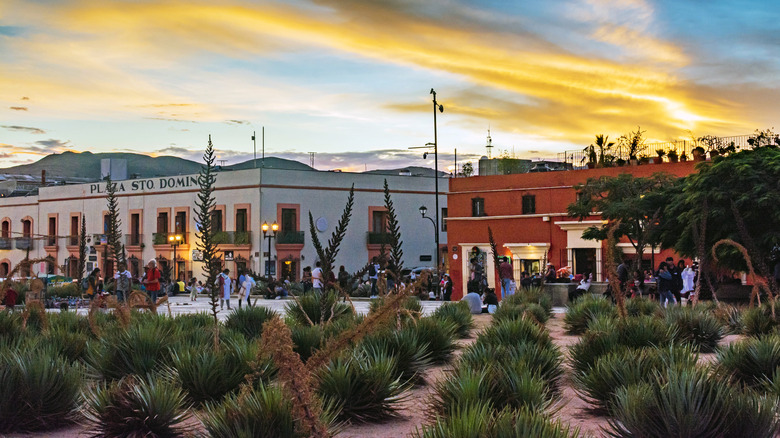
<box><xmin>595</xmin><ymin>134</ymin><xmax>615</xmax><ymax>167</ymax></box>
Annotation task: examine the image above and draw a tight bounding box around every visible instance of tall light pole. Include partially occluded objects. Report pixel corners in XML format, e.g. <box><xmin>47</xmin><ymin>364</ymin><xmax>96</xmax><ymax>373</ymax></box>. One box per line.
<box><xmin>261</xmin><ymin>221</ymin><xmax>278</xmax><ymax>279</ymax></box>
<box><xmin>431</xmin><ymin>89</ymin><xmax>444</xmax><ymax>278</ymax></box>
<box><xmin>419</xmin><ymin>206</ymin><xmax>438</xmax><ymax>270</ymax></box>
<box><xmin>168</xmin><ymin>233</ymin><xmax>182</xmax><ymax>281</ymax></box>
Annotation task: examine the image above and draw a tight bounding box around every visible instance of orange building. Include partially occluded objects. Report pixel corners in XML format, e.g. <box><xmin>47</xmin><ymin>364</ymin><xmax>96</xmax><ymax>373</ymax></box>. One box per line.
<box><xmin>446</xmin><ymin>161</ymin><xmax>700</xmax><ymax>300</ymax></box>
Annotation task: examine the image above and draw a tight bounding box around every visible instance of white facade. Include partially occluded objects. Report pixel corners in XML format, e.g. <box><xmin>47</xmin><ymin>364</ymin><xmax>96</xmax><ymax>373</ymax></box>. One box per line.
<box><xmin>0</xmin><ymin>167</ymin><xmax>448</xmax><ymax>281</ymax></box>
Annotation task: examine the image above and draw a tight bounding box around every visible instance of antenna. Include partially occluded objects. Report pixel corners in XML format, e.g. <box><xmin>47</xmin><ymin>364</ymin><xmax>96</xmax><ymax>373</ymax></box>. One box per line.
<box><xmin>308</xmin><ymin>152</ymin><xmax>315</xmax><ymax>168</ymax></box>
<box><xmin>486</xmin><ymin>128</ymin><xmax>493</xmax><ymax>159</ymax></box>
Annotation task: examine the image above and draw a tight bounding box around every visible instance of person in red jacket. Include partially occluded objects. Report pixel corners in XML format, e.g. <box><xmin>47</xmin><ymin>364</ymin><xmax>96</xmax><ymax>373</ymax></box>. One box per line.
<box><xmin>3</xmin><ymin>286</ymin><xmax>17</xmax><ymax>311</ymax></box>
<box><xmin>143</xmin><ymin>259</ymin><xmax>162</xmax><ymax>305</ymax></box>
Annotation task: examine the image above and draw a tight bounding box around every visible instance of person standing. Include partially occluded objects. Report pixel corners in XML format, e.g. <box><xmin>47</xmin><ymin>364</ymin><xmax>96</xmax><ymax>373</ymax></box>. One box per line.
<box><xmin>442</xmin><ymin>274</ymin><xmax>453</xmax><ymax>301</ymax></box>
<box><xmin>187</xmin><ymin>277</ymin><xmax>199</xmax><ymax>301</ymax></box>
<box><xmin>218</xmin><ymin>268</ymin><xmax>232</xmax><ymax>310</ymax></box>
<box><xmin>113</xmin><ymin>262</ymin><xmax>132</xmax><ymax>303</ymax></box>
<box><xmin>682</xmin><ymin>264</ymin><xmax>696</xmax><ymax>299</ymax></box>
<box><xmin>312</xmin><ymin>261</ymin><xmax>324</xmax><ymax>294</ymax></box>
<box><xmin>3</xmin><ymin>285</ymin><xmax>17</xmax><ymax>311</ymax></box>
<box><xmin>337</xmin><ymin>265</ymin><xmax>350</xmax><ymax>291</ymax></box>
<box><xmin>301</xmin><ymin>266</ymin><xmax>312</xmax><ymax>292</ymax></box>
<box><xmin>657</xmin><ymin>263</ymin><xmax>677</xmax><ymax>308</ymax></box>
<box><xmin>368</xmin><ymin>257</ymin><xmax>379</xmax><ymax>297</ymax></box>
<box><xmin>239</xmin><ymin>273</ymin><xmax>256</xmax><ymax>308</ymax></box>
<box><xmin>142</xmin><ymin>260</ymin><xmax>161</xmax><ymax>305</ymax></box>
<box><xmin>616</xmin><ymin>259</ymin><xmax>630</xmax><ymax>295</ymax></box>
<box><xmin>498</xmin><ymin>256</ymin><xmax>514</xmax><ymax>298</ymax></box>
<box><xmin>86</xmin><ymin>267</ymin><xmax>102</xmax><ymax>299</ymax></box>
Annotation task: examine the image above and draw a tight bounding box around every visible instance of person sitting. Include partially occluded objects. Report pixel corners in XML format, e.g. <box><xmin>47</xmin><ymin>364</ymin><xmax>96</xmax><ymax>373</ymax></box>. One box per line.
<box><xmin>569</xmin><ymin>272</ymin><xmax>592</xmax><ymax>302</ymax></box>
<box><xmin>482</xmin><ymin>288</ymin><xmax>499</xmax><ymax>314</ymax></box>
<box><xmin>461</xmin><ymin>291</ymin><xmax>483</xmax><ymax>314</ymax></box>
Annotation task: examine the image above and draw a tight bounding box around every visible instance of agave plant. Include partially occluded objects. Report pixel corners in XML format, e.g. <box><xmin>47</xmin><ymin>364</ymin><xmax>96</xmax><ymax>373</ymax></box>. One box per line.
<box><xmin>665</xmin><ymin>306</ymin><xmax>724</xmax><ymax>353</ymax></box>
<box><xmin>741</xmin><ymin>305</ymin><xmax>777</xmax><ymax>337</ymax></box>
<box><xmin>491</xmin><ymin>407</ymin><xmax>579</xmax><ymax>438</ymax></box>
<box><xmin>459</xmin><ymin>342</ymin><xmax>564</xmax><ymax>393</ymax></box>
<box><xmin>477</xmin><ymin>316</ymin><xmax>552</xmax><ymax>350</ymax></box>
<box><xmin>358</xmin><ymin>328</ymin><xmax>432</xmax><ymax>385</ymax></box>
<box><xmin>608</xmin><ymin>368</ymin><xmax>780</xmax><ymax>438</ymax></box>
<box><xmin>316</xmin><ymin>348</ymin><xmax>410</xmax><ymax>423</ymax></box>
<box><xmin>82</xmin><ymin>374</ymin><xmax>193</xmax><ymax>437</ymax></box>
<box><xmin>414</xmin><ymin>404</ymin><xmax>494</xmax><ymax>438</ymax></box>
<box><xmin>41</xmin><ymin>325</ymin><xmax>90</xmax><ymax>362</ymax></box>
<box><xmin>0</xmin><ymin>348</ymin><xmax>82</xmax><ymax>433</ymax></box>
<box><xmin>403</xmin><ymin>317</ymin><xmax>458</xmax><ymax>364</ymax></box>
<box><xmin>85</xmin><ymin>321</ymin><xmax>180</xmax><ymax>380</ymax></box>
<box><xmin>173</xmin><ymin>336</ymin><xmax>272</xmax><ymax>404</ymax></box>
<box><xmin>625</xmin><ymin>297</ymin><xmax>660</xmax><ymax>317</ymax></box>
<box><xmin>493</xmin><ymin>302</ymin><xmax>550</xmax><ymax>325</ymax></box>
<box><xmin>715</xmin><ymin>335</ymin><xmax>780</xmax><ymax>388</ymax></box>
<box><xmin>432</xmin><ymin>301</ymin><xmax>474</xmax><ymax>338</ymax></box>
<box><xmin>290</xmin><ymin>323</ymin><xmax>324</xmax><ymax>362</ymax></box>
<box><xmin>202</xmin><ymin>383</ymin><xmax>339</xmax><ymax>438</ymax></box>
<box><xmin>502</xmin><ymin>287</ymin><xmax>553</xmax><ymax>315</ymax></box>
<box><xmin>285</xmin><ymin>291</ymin><xmax>353</xmax><ymax>326</ymax></box>
<box><xmin>714</xmin><ymin>304</ymin><xmax>745</xmax><ymax>335</ymax></box>
<box><xmin>563</xmin><ymin>295</ymin><xmax>617</xmax><ymax>335</ymax></box>
<box><xmin>225</xmin><ymin>306</ymin><xmax>278</xmax><ymax>340</ymax></box>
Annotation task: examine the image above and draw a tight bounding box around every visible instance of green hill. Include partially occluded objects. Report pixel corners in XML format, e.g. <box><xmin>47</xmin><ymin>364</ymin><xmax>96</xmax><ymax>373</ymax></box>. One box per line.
<box><xmin>0</xmin><ymin>152</ymin><xmax>313</xmax><ymax>179</ymax></box>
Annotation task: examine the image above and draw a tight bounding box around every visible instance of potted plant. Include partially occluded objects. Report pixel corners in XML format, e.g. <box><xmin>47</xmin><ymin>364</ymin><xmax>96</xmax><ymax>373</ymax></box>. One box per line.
<box><xmin>653</xmin><ymin>149</ymin><xmax>666</xmax><ymax>164</ymax></box>
<box><xmin>619</xmin><ymin>127</ymin><xmax>644</xmax><ymax>165</ymax></box>
<box><xmin>680</xmin><ymin>152</ymin><xmax>688</xmax><ymax>162</ymax></box>
<box><xmin>692</xmin><ymin>146</ymin><xmax>706</xmax><ymax>161</ymax></box>
<box><xmin>667</xmin><ymin>150</ymin><xmax>679</xmax><ymax>163</ymax></box>
<box><xmin>638</xmin><ymin>154</ymin><xmax>650</xmax><ymax>165</ymax></box>
<box><xmin>584</xmin><ymin>144</ymin><xmax>597</xmax><ymax>169</ymax></box>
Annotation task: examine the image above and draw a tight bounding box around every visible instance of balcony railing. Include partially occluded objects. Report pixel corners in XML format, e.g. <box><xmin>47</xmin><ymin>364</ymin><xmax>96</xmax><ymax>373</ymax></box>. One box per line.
<box><xmin>153</xmin><ymin>232</ymin><xmax>188</xmax><ymax>245</ymax></box>
<box><xmin>45</xmin><ymin>236</ymin><xmax>57</xmax><ymax>246</ymax></box>
<box><xmin>367</xmin><ymin>231</ymin><xmax>393</xmax><ymax>245</ymax></box>
<box><xmin>68</xmin><ymin>235</ymin><xmax>79</xmax><ymax>246</ymax></box>
<box><xmin>15</xmin><ymin>237</ymin><xmax>33</xmax><ymax>250</ymax></box>
<box><xmin>0</xmin><ymin>237</ymin><xmax>11</xmax><ymax>250</ymax></box>
<box><xmin>125</xmin><ymin>233</ymin><xmax>144</xmax><ymax>246</ymax></box>
<box><xmin>213</xmin><ymin>231</ymin><xmax>252</xmax><ymax>245</ymax></box>
<box><xmin>276</xmin><ymin>230</ymin><xmax>304</xmax><ymax>244</ymax></box>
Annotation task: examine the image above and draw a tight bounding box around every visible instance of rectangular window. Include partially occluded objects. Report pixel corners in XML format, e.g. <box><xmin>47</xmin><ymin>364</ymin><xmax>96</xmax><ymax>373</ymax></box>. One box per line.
<box><xmin>236</xmin><ymin>209</ymin><xmax>248</xmax><ymax>232</ymax></box>
<box><xmin>522</xmin><ymin>195</ymin><xmax>536</xmax><ymax>214</ymax></box>
<box><xmin>130</xmin><ymin>213</ymin><xmax>140</xmax><ymax>245</ymax></box>
<box><xmin>211</xmin><ymin>210</ymin><xmax>223</xmax><ymax>232</ymax></box>
<box><xmin>48</xmin><ymin>217</ymin><xmax>56</xmax><ymax>246</ymax></box>
<box><xmin>471</xmin><ymin>198</ymin><xmax>485</xmax><ymax>217</ymax></box>
<box><xmin>175</xmin><ymin>211</ymin><xmax>187</xmax><ymax>234</ymax></box>
<box><xmin>70</xmin><ymin>216</ymin><xmax>79</xmax><ymax>245</ymax></box>
<box><xmin>281</xmin><ymin>208</ymin><xmax>296</xmax><ymax>233</ymax></box>
<box><xmin>441</xmin><ymin>208</ymin><xmax>448</xmax><ymax>232</ymax></box>
<box><xmin>103</xmin><ymin>214</ymin><xmax>110</xmax><ymax>234</ymax></box>
<box><xmin>157</xmin><ymin>212</ymin><xmax>169</xmax><ymax>234</ymax></box>
<box><xmin>372</xmin><ymin>210</ymin><xmax>388</xmax><ymax>233</ymax></box>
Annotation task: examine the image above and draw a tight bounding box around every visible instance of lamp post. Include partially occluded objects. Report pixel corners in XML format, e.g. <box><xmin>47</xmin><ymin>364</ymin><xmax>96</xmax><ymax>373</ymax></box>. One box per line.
<box><xmin>261</xmin><ymin>221</ymin><xmax>278</xmax><ymax>278</ymax></box>
<box><xmin>430</xmin><ymin>89</ymin><xmax>443</xmax><ymax>277</ymax></box>
<box><xmin>168</xmin><ymin>233</ymin><xmax>183</xmax><ymax>281</ymax></box>
<box><xmin>419</xmin><ymin>206</ymin><xmax>438</xmax><ymax>256</ymax></box>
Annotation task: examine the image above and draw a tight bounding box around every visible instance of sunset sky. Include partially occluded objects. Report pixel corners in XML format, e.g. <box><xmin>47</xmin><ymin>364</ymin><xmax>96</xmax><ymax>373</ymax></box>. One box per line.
<box><xmin>1</xmin><ymin>0</ymin><xmax>778</xmax><ymax>172</ymax></box>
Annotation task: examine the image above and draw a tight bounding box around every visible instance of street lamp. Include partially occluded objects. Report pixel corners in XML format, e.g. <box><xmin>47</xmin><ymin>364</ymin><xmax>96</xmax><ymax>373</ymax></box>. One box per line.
<box><xmin>168</xmin><ymin>233</ymin><xmax>183</xmax><ymax>282</ymax></box>
<box><xmin>261</xmin><ymin>221</ymin><xmax>278</xmax><ymax>278</ymax></box>
<box><xmin>419</xmin><ymin>205</ymin><xmax>437</xmax><ymax>239</ymax></box>
<box><xmin>430</xmin><ymin>89</ymin><xmax>443</xmax><ymax>278</ymax></box>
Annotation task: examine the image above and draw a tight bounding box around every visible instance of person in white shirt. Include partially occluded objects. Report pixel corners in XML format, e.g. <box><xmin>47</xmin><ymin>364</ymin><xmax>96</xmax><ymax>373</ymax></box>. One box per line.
<box><xmin>682</xmin><ymin>265</ymin><xmax>696</xmax><ymax>298</ymax></box>
<box><xmin>239</xmin><ymin>274</ymin><xmax>256</xmax><ymax>308</ymax></box>
<box><xmin>312</xmin><ymin>261</ymin><xmax>324</xmax><ymax>294</ymax></box>
<box><xmin>113</xmin><ymin>262</ymin><xmax>133</xmax><ymax>303</ymax></box>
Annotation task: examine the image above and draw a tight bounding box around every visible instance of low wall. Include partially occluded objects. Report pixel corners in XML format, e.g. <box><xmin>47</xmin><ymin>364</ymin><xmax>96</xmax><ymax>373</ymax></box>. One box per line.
<box><xmin>541</xmin><ymin>282</ymin><xmax>611</xmax><ymax>306</ymax></box>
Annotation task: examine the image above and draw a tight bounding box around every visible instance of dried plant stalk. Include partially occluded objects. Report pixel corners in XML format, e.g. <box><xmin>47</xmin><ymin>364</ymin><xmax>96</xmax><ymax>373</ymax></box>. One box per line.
<box><xmin>260</xmin><ymin>317</ymin><xmax>329</xmax><ymax>438</ymax></box>
<box><xmin>712</xmin><ymin>239</ymin><xmax>775</xmax><ymax>318</ymax></box>
<box><xmin>605</xmin><ymin>221</ymin><xmax>627</xmax><ymax>319</ymax></box>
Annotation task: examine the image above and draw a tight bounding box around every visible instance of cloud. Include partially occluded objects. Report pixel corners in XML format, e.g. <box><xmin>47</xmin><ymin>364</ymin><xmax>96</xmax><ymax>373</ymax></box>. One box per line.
<box><xmin>0</xmin><ymin>139</ymin><xmax>72</xmax><ymax>156</ymax></box>
<box><xmin>2</xmin><ymin>125</ymin><xmax>45</xmax><ymax>134</ymax></box>
<box><xmin>9</xmin><ymin>106</ymin><xmax>27</xmax><ymax>111</ymax></box>
<box><xmin>225</xmin><ymin>120</ymin><xmax>249</xmax><ymax>125</ymax></box>
<box><xmin>20</xmin><ymin>97</ymin><xmax>29</xmax><ymax>100</ymax></box>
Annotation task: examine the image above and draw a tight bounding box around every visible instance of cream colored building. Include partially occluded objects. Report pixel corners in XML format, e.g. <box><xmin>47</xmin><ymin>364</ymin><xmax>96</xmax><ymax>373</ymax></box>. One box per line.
<box><xmin>0</xmin><ymin>167</ymin><xmax>448</xmax><ymax>281</ymax></box>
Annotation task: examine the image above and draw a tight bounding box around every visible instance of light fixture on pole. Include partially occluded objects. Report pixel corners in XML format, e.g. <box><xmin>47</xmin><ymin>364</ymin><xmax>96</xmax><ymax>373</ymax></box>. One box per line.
<box><xmin>419</xmin><ymin>205</ymin><xmax>437</xmax><ymax>242</ymax></box>
<box><xmin>261</xmin><ymin>221</ymin><xmax>279</xmax><ymax>278</ymax></box>
<box><xmin>168</xmin><ymin>233</ymin><xmax>183</xmax><ymax>281</ymax></box>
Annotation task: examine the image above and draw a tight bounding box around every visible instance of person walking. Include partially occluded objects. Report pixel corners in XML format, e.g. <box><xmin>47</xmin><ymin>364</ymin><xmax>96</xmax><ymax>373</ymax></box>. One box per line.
<box><xmin>113</xmin><ymin>262</ymin><xmax>132</xmax><ymax>303</ymax></box>
<box><xmin>312</xmin><ymin>261</ymin><xmax>324</xmax><ymax>294</ymax></box>
<box><xmin>657</xmin><ymin>262</ymin><xmax>677</xmax><ymax>308</ymax></box>
<box><xmin>368</xmin><ymin>257</ymin><xmax>379</xmax><ymax>297</ymax></box>
<box><xmin>218</xmin><ymin>268</ymin><xmax>232</xmax><ymax>310</ymax></box>
<box><xmin>142</xmin><ymin>260</ymin><xmax>161</xmax><ymax>305</ymax></box>
<box><xmin>498</xmin><ymin>256</ymin><xmax>514</xmax><ymax>298</ymax></box>
<box><xmin>187</xmin><ymin>277</ymin><xmax>199</xmax><ymax>301</ymax></box>
<box><xmin>239</xmin><ymin>273</ymin><xmax>256</xmax><ymax>308</ymax></box>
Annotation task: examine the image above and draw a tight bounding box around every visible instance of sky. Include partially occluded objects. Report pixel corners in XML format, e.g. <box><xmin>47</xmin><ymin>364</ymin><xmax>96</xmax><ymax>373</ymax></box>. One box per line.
<box><xmin>1</xmin><ymin>0</ymin><xmax>779</xmax><ymax>173</ymax></box>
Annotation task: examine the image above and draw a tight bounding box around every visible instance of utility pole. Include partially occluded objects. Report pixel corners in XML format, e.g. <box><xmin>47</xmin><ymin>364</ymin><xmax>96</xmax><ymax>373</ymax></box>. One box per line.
<box><xmin>430</xmin><ymin>89</ymin><xmax>444</xmax><ymax>279</ymax></box>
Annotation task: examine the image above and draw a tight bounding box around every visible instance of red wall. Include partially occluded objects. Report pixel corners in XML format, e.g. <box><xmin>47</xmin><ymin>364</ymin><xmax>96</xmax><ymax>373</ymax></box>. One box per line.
<box><xmin>446</xmin><ymin>161</ymin><xmax>701</xmax><ymax>300</ymax></box>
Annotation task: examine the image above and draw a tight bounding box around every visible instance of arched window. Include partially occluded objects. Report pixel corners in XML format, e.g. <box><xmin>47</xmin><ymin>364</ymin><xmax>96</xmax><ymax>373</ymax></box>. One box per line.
<box><xmin>0</xmin><ymin>261</ymin><xmax>9</xmax><ymax>278</ymax></box>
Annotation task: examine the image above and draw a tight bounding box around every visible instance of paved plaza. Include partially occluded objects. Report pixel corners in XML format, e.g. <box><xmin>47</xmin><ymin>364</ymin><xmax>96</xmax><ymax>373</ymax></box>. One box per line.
<box><xmin>53</xmin><ymin>294</ymin><xmax>448</xmax><ymax>321</ymax></box>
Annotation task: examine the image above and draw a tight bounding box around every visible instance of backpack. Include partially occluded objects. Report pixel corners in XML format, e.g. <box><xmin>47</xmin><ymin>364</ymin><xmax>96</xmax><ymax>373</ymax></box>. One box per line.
<box><xmin>81</xmin><ymin>277</ymin><xmax>90</xmax><ymax>291</ymax></box>
<box><xmin>368</xmin><ymin>264</ymin><xmax>377</xmax><ymax>277</ymax></box>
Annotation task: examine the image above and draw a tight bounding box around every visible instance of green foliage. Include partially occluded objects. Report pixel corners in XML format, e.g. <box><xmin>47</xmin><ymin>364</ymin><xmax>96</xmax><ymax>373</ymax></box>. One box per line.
<box><xmin>225</xmin><ymin>305</ymin><xmax>278</xmax><ymax>340</ymax></box>
<box><xmin>358</xmin><ymin>328</ymin><xmax>432</xmax><ymax>385</ymax></box>
<box><xmin>82</xmin><ymin>374</ymin><xmax>193</xmax><ymax>437</ymax></box>
<box><xmin>308</xmin><ymin>185</ymin><xmax>355</xmax><ymax>281</ymax></box>
<box><xmin>41</xmin><ymin>325</ymin><xmax>90</xmax><ymax>362</ymax></box>
<box><xmin>715</xmin><ymin>304</ymin><xmax>745</xmax><ymax>334</ymax></box>
<box><xmin>432</xmin><ymin>301</ymin><xmax>474</xmax><ymax>338</ymax></box>
<box><xmin>665</xmin><ymin>306</ymin><xmax>724</xmax><ymax>353</ymax></box>
<box><xmin>414</xmin><ymin>404</ymin><xmax>493</xmax><ymax>438</ymax></box>
<box><xmin>715</xmin><ymin>335</ymin><xmax>780</xmax><ymax>388</ymax></box>
<box><xmin>285</xmin><ymin>291</ymin><xmax>353</xmax><ymax>326</ymax></box>
<box><xmin>478</xmin><ymin>316</ymin><xmax>553</xmax><ymax>350</ymax></box>
<box><xmin>85</xmin><ymin>321</ymin><xmax>179</xmax><ymax>380</ymax></box>
<box><xmin>369</xmin><ymin>295</ymin><xmax>422</xmax><ymax>322</ymax></box>
<box><xmin>46</xmin><ymin>282</ymin><xmax>80</xmax><ymax>298</ymax></box>
<box><xmin>290</xmin><ymin>323</ymin><xmax>323</xmax><ymax>362</ymax></box>
<box><xmin>742</xmin><ymin>305</ymin><xmax>777</xmax><ymax>337</ymax></box>
<box><xmin>173</xmin><ymin>336</ymin><xmax>270</xmax><ymax>405</ymax></box>
<box><xmin>0</xmin><ymin>311</ymin><xmax>22</xmax><ymax>339</ymax></box>
<box><xmin>608</xmin><ymin>368</ymin><xmax>780</xmax><ymax>438</ymax></box>
<box><xmin>503</xmin><ymin>286</ymin><xmax>553</xmax><ymax>315</ymax></box>
<box><xmin>625</xmin><ymin>297</ymin><xmax>660</xmax><ymax>317</ymax></box>
<box><xmin>564</xmin><ymin>295</ymin><xmax>617</xmax><ymax>335</ymax></box>
<box><xmin>0</xmin><ymin>348</ymin><xmax>82</xmax><ymax>433</ymax></box>
<box><xmin>105</xmin><ymin>173</ymin><xmax>125</xmax><ymax>265</ymax></box>
<box><xmin>459</xmin><ymin>342</ymin><xmax>563</xmax><ymax>393</ymax></box>
<box><xmin>383</xmin><ymin>179</ymin><xmax>404</xmax><ymax>279</ymax></box>
<box><xmin>316</xmin><ymin>349</ymin><xmax>410</xmax><ymax>423</ymax></box>
<box><xmin>203</xmin><ymin>383</ymin><xmax>337</xmax><ymax>438</ymax></box>
<box><xmin>195</xmin><ymin>135</ymin><xmax>222</xmax><ymax>324</ymax></box>
<box><xmin>405</xmin><ymin>316</ymin><xmax>458</xmax><ymax>364</ymax></box>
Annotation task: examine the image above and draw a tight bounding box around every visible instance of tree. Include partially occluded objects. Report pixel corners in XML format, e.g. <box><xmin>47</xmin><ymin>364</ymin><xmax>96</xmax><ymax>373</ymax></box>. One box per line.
<box><xmin>194</xmin><ymin>135</ymin><xmax>222</xmax><ymax>343</ymax></box>
<box><xmin>568</xmin><ymin>173</ymin><xmax>674</xmax><ymax>275</ymax></box>
<box><xmin>594</xmin><ymin>134</ymin><xmax>615</xmax><ymax>167</ymax></box>
<box><xmin>461</xmin><ymin>162</ymin><xmax>474</xmax><ymax>177</ymax></box>
<box><xmin>105</xmin><ymin>173</ymin><xmax>125</xmax><ymax>265</ymax></box>
<box><xmin>657</xmin><ymin>148</ymin><xmax>780</xmax><ymax>284</ymax></box>
<box><xmin>308</xmin><ymin>185</ymin><xmax>355</xmax><ymax>284</ymax></box>
<box><xmin>78</xmin><ymin>214</ymin><xmax>87</xmax><ymax>283</ymax></box>
<box><xmin>383</xmin><ymin>179</ymin><xmax>404</xmax><ymax>281</ymax></box>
